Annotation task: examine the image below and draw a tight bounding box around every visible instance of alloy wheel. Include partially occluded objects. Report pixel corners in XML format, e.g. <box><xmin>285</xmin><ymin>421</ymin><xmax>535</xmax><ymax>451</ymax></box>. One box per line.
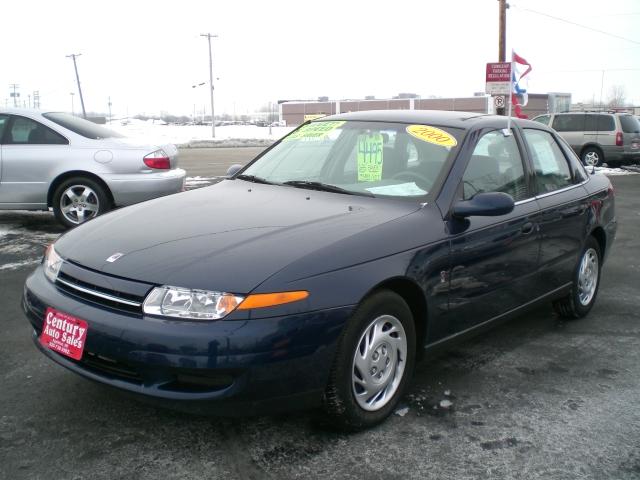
<box><xmin>60</xmin><ymin>185</ymin><xmax>100</xmax><ymax>225</ymax></box>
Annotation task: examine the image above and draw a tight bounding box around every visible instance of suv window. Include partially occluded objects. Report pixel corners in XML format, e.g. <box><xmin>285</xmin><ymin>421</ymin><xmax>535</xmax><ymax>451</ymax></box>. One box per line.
<box><xmin>523</xmin><ymin>129</ymin><xmax>572</xmax><ymax>194</ymax></box>
<box><xmin>584</xmin><ymin>114</ymin><xmax>614</xmax><ymax>132</ymax></box>
<box><xmin>552</xmin><ymin>114</ymin><xmax>585</xmax><ymax>132</ymax></box>
<box><xmin>6</xmin><ymin>116</ymin><xmax>68</xmax><ymax>145</ymax></box>
<box><xmin>0</xmin><ymin>115</ymin><xmax>8</xmax><ymax>142</ymax></box>
<box><xmin>533</xmin><ymin>115</ymin><xmax>550</xmax><ymax>126</ymax></box>
<box><xmin>462</xmin><ymin>130</ymin><xmax>528</xmax><ymax>201</ymax></box>
<box><xmin>620</xmin><ymin>115</ymin><xmax>640</xmax><ymax>133</ymax></box>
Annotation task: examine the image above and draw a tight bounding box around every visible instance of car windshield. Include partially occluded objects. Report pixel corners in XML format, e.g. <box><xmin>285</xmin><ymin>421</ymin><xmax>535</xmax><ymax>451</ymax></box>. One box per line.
<box><xmin>240</xmin><ymin>120</ymin><xmax>463</xmax><ymax>199</ymax></box>
<box><xmin>42</xmin><ymin>112</ymin><xmax>124</xmax><ymax>139</ymax></box>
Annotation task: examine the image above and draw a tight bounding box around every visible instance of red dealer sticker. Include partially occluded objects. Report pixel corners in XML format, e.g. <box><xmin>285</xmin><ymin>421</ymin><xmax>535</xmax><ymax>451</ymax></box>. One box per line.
<box><xmin>39</xmin><ymin>308</ymin><xmax>88</xmax><ymax>361</ymax></box>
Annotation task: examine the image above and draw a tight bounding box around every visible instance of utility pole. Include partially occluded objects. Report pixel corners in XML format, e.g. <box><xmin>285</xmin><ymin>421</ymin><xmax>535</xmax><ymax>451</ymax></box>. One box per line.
<box><xmin>108</xmin><ymin>96</ymin><xmax>112</xmax><ymax>124</ymax></box>
<box><xmin>200</xmin><ymin>33</ymin><xmax>218</xmax><ymax>138</ymax></box>
<box><xmin>33</xmin><ymin>91</ymin><xmax>40</xmax><ymax>109</ymax></box>
<box><xmin>9</xmin><ymin>84</ymin><xmax>19</xmax><ymax>107</ymax></box>
<box><xmin>70</xmin><ymin>93</ymin><xmax>75</xmax><ymax>115</ymax></box>
<box><xmin>497</xmin><ymin>0</ymin><xmax>508</xmax><ymax>116</ymax></box>
<box><xmin>66</xmin><ymin>53</ymin><xmax>87</xmax><ymax>118</ymax></box>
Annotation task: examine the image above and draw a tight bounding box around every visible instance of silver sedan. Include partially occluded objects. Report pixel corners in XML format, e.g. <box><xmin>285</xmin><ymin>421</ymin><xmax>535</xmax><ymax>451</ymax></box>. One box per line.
<box><xmin>0</xmin><ymin>109</ymin><xmax>186</xmax><ymax>227</ymax></box>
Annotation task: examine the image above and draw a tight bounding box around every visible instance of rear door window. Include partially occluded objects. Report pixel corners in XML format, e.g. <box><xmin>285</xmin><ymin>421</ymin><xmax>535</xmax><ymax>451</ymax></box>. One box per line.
<box><xmin>585</xmin><ymin>115</ymin><xmax>615</xmax><ymax>132</ymax></box>
<box><xmin>6</xmin><ymin>116</ymin><xmax>68</xmax><ymax>145</ymax></box>
<box><xmin>552</xmin><ymin>114</ymin><xmax>585</xmax><ymax>132</ymax></box>
<box><xmin>523</xmin><ymin>129</ymin><xmax>573</xmax><ymax>194</ymax></box>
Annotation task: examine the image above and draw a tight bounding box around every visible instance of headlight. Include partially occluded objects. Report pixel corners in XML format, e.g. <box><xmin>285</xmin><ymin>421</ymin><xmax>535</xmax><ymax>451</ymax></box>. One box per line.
<box><xmin>43</xmin><ymin>245</ymin><xmax>63</xmax><ymax>282</ymax></box>
<box><xmin>143</xmin><ymin>286</ymin><xmax>244</xmax><ymax>320</ymax></box>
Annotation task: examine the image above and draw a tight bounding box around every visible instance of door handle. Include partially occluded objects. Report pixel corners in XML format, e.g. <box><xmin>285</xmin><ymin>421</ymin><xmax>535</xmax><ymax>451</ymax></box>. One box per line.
<box><xmin>521</xmin><ymin>222</ymin><xmax>535</xmax><ymax>235</ymax></box>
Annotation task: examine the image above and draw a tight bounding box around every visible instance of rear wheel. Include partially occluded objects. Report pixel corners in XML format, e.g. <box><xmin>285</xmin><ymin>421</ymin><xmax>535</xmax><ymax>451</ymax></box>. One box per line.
<box><xmin>581</xmin><ymin>147</ymin><xmax>604</xmax><ymax>167</ymax></box>
<box><xmin>323</xmin><ymin>290</ymin><xmax>416</xmax><ymax>431</ymax></box>
<box><xmin>553</xmin><ymin>236</ymin><xmax>602</xmax><ymax>319</ymax></box>
<box><xmin>52</xmin><ymin>177</ymin><xmax>111</xmax><ymax>228</ymax></box>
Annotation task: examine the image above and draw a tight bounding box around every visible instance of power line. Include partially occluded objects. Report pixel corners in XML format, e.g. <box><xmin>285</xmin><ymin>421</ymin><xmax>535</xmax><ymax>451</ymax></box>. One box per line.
<box><xmin>512</xmin><ymin>6</ymin><xmax>640</xmax><ymax>45</ymax></box>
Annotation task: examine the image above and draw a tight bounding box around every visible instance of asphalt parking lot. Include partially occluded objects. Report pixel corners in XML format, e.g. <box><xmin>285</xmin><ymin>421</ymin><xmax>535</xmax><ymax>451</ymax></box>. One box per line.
<box><xmin>1</xmin><ymin>148</ymin><xmax>639</xmax><ymax>480</ymax></box>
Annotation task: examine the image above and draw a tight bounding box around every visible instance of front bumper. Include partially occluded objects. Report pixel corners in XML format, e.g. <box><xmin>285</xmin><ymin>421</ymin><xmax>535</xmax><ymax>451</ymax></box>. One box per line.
<box><xmin>104</xmin><ymin>168</ymin><xmax>186</xmax><ymax>207</ymax></box>
<box><xmin>23</xmin><ymin>267</ymin><xmax>353</xmax><ymax>415</ymax></box>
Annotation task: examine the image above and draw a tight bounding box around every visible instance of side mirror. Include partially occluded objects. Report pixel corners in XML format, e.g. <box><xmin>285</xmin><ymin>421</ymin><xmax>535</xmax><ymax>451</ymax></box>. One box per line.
<box><xmin>226</xmin><ymin>164</ymin><xmax>243</xmax><ymax>177</ymax></box>
<box><xmin>452</xmin><ymin>192</ymin><xmax>515</xmax><ymax>218</ymax></box>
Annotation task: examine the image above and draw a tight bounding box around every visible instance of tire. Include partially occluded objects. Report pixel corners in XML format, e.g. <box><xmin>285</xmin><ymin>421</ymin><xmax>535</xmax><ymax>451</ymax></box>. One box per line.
<box><xmin>52</xmin><ymin>177</ymin><xmax>111</xmax><ymax>228</ymax></box>
<box><xmin>581</xmin><ymin>146</ymin><xmax>604</xmax><ymax>167</ymax></box>
<box><xmin>323</xmin><ymin>290</ymin><xmax>416</xmax><ymax>431</ymax></box>
<box><xmin>552</xmin><ymin>236</ymin><xmax>602</xmax><ymax>319</ymax></box>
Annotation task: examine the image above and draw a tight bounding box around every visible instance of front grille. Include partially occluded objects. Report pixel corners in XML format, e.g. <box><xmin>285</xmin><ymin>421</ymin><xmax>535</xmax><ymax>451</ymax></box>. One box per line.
<box><xmin>80</xmin><ymin>351</ymin><xmax>143</xmax><ymax>383</ymax></box>
<box><xmin>54</xmin><ymin>262</ymin><xmax>153</xmax><ymax>314</ymax></box>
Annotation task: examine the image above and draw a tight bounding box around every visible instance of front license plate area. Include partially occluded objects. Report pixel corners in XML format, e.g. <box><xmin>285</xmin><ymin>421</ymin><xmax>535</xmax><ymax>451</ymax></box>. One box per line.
<box><xmin>39</xmin><ymin>307</ymin><xmax>88</xmax><ymax>361</ymax></box>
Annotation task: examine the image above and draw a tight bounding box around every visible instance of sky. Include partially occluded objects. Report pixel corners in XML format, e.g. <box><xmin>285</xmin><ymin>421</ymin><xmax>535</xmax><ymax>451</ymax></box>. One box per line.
<box><xmin>1</xmin><ymin>0</ymin><xmax>639</xmax><ymax>117</ymax></box>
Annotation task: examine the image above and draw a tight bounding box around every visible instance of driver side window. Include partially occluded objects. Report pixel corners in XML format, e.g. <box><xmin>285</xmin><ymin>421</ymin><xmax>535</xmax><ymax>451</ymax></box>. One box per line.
<box><xmin>462</xmin><ymin>130</ymin><xmax>528</xmax><ymax>201</ymax></box>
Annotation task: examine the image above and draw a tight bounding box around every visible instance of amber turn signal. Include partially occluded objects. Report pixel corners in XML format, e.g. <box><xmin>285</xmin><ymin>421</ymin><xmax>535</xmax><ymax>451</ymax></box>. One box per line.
<box><xmin>237</xmin><ymin>291</ymin><xmax>309</xmax><ymax>310</ymax></box>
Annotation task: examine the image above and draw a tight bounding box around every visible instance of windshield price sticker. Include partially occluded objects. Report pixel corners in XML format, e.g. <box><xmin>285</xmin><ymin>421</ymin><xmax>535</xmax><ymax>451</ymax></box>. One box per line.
<box><xmin>39</xmin><ymin>308</ymin><xmax>88</xmax><ymax>361</ymax></box>
<box><xmin>284</xmin><ymin>121</ymin><xmax>345</xmax><ymax>141</ymax></box>
<box><xmin>357</xmin><ymin>133</ymin><xmax>384</xmax><ymax>182</ymax></box>
<box><xmin>406</xmin><ymin>125</ymin><xmax>457</xmax><ymax>147</ymax></box>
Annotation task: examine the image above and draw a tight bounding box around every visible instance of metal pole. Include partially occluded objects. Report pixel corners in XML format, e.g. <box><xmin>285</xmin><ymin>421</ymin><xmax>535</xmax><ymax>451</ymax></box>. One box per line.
<box><xmin>10</xmin><ymin>84</ymin><xmax>19</xmax><ymax>107</ymax></box>
<box><xmin>70</xmin><ymin>93</ymin><xmax>75</xmax><ymax>115</ymax></box>
<box><xmin>497</xmin><ymin>0</ymin><xmax>508</xmax><ymax>116</ymax></box>
<box><xmin>67</xmin><ymin>54</ymin><xmax>87</xmax><ymax>118</ymax></box>
<box><xmin>201</xmin><ymin>33</ymin><xmax>218</xmax><ymax>138</ymax></box>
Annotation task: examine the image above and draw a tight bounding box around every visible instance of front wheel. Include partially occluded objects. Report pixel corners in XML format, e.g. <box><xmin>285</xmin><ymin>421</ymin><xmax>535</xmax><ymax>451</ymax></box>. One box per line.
<box><xmin>52</xmin><ymin>177</ymin><xmax>111</xmax><ymax>228</ymax></box>
<box><xmin>553</xmin><ymin>236</ymin><xmax>602</xmax><ymax>319</ymax></box>
<box><xmin>323</xmin><ymin>290</ymin><xmax>416</xmax><ymax>431</ymax></box>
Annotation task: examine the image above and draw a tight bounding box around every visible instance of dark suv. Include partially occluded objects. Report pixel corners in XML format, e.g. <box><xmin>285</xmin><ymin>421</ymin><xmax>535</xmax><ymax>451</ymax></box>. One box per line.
<box><xmin>533</xmin><ymin>112</ymin><xmax>640</xmax><ymax>166</ymax></box>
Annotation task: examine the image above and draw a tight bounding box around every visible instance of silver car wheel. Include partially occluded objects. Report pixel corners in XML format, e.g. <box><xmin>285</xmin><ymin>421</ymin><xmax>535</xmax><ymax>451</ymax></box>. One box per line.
<box><xmin>60</xmin><ymin>184</ymin><xmax>100</xmax><ymax>225</ymax></box>
<box><xmin>352</xmin><ymin>314</ymin><xmax>407</xmax><ymax>412</ymax></box>
<box><xmin>584</xmin><ymin>151</ymin><xmax>600</xmax><ymax>166</ymax></box>
<box><xmin>577</xmin><ymin>247</ymin><xmax>599</xmax><ymax>306</ymax></box>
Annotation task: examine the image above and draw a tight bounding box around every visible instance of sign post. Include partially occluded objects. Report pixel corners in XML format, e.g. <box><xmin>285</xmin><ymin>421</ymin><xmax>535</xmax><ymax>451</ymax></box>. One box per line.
<box><xmin>486</xmin><ymin>62</ymin><xmax>512</xmax><ymax>118</ymax></box>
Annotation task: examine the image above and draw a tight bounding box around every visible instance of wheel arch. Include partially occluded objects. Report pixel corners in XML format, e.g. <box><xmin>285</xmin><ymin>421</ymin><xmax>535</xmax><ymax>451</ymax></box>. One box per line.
<box><xmin>580</xmin><ymin>143</ymin><xmax>604</xmax><ymax>158</ymax></box>
<box><xmin>366</xmin><ymin>277</ymin><xmax>428</xmax><ymax>359</ymax></box>
<box><xmin>590</xmin><ymin>226</ymin><xmax>607</xmax><ymax>260</ymax></box>
<box><xmin>48</xmin><ymin>171</ymin><xmax>114</xmax><ymax>208</ymax></box>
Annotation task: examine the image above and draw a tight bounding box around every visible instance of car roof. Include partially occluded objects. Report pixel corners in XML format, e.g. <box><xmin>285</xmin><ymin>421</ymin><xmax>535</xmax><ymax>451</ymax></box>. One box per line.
<box><xmin>320</xmin><ymin>109</ymin><xmax>546</xmax><ymax>130</ymax></box>
<box><xmin>0</xmin><ymin>108</ymin><xmax>46</xmax><ymax>116</ymax></box>
<box><xmin>552</xmin><ymin>111</ymin><xmax>633</xmax><ymax>116</ymax></box>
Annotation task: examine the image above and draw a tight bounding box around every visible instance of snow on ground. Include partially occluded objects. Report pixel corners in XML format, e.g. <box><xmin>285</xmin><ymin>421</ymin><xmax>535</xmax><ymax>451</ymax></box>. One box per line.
<box><xmin>0</xmin><ymin>211</ymin><xmax>65</xmax><ymax>272</ymax></box>
<box><xmin>106</xmin><ymin>119</ymin><xmax>294</xmax><ymax>147</ymax></box>
<box><xmin>593</xmin><ymin>166</ymin><xmax>639</xmax><ymax>176</ymax></box>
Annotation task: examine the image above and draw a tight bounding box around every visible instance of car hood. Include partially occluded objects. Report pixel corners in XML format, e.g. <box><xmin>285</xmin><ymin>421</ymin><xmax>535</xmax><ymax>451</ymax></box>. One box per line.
<box><xmin>55</xmin><ymin>180</ymin><xmax>421</xmax><ymax>293</ymax></box>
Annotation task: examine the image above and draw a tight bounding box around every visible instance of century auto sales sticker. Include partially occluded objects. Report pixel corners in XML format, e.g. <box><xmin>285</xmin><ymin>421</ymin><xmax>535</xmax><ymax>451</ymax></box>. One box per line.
<box><xmin>39</xmin><ymin>308</ymin><xmax>88</xmax><ymax>360</ymax></box>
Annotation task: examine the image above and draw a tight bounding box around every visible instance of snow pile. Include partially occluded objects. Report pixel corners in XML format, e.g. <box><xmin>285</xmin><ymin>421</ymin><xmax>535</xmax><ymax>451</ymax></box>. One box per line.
<box><xmin>593</xmin><ymin>166</ymin><xmax>639</xmax><ymax>176</ymax></box>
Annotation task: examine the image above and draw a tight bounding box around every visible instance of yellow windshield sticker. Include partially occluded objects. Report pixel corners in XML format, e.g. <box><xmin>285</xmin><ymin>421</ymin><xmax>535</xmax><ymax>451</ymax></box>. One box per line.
<box><xmin>284</xmin><ymin>121</ymin><xmax>345</xmax><ymax>141</ymax></box>
<box><xmin>406</xmin><ymin>125</ymin><xmax>457</xmax><ymax>147</ymax></box>
<box><xmin>357</xmin><ymin>133</ymin><xmax>384</xmax><ymax>182</ymax></box>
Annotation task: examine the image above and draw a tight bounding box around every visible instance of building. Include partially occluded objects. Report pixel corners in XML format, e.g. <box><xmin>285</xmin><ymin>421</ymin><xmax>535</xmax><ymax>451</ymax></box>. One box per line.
<box><xmin>279</xmin><ymin>93</ymin><xmax>569</xmax><ymax>126</ymax></box>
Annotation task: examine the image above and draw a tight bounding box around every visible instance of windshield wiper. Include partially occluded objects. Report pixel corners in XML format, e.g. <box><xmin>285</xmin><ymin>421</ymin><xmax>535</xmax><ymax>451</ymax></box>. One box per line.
<box><xmin>235</xmin><ymin>174</ymin><xmax>275</xmax><ymax>185</ymax></box>
<box><xmin>283</xmin><ymin>180</ymin><xmax>374</xmax><ymax>197</ymax></box>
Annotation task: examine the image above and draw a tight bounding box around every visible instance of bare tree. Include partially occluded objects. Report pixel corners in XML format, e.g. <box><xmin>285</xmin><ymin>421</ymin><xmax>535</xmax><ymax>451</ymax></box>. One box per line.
<box><xmin>607</xmin><ymin>85</ymin><xmax>627</xmax><ymax>107</ymax></box>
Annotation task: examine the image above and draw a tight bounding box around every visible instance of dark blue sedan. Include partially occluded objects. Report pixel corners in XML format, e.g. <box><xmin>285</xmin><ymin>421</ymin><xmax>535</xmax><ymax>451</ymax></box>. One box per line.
<box><xmin>23</xmin><ymin>110</ymin><xmax>616</xmax><ymax>430</ymax></box>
